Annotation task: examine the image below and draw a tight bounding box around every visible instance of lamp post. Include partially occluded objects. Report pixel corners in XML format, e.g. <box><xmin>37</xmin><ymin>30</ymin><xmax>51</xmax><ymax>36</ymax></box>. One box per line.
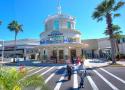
<box><xmin>0</xmin><ymin>40</ymin><xmax>4</xmax><ymax>67</ymax></box>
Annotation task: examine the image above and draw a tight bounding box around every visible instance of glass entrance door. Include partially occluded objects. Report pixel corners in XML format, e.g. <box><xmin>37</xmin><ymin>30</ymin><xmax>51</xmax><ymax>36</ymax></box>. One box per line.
<box><xmin>70</xmin><ymin>49</ymin><xmax>76</xmax><ymax>64</ymax></box>
<box><xmin>59</xmin><ymin>50</ymin><xmax>64</xmax><ymax>59</ymax></box>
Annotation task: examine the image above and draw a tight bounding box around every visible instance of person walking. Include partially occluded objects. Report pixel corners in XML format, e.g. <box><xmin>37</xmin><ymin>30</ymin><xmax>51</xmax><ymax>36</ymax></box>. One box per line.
<box><xmin>66</xmin><ymin>64</ymin><xmax>72</xmax><ymax>80</ymax></box>
<box><xmin>76</xmin><ymin>56</ymin><xmax>81</xmax><ymax>65</ymax></box>
<box><xmin>77</xmin><ymin>61</ymin><xmax>86</xmax><ymax>88</ymax></box>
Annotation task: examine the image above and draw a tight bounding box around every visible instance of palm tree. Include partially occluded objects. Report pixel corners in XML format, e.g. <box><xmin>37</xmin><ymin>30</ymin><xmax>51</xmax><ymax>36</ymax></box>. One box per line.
<box><xmin>0</xmin><ymin>20</ymin><xmax>2</xmax><ymax>25</ymax></box>
<box><xmin>104</xmin><ymin>24</ymin><xmax>122</xmax><ymax>60</ymax></box>
<box><xmin>0</xmin><ymin>67</ymin><xmax>49</xmax><ymax>90</ymax></box>
<box><xmin>92</xmin><ymin>0</ymin><xmax>125</xmax><ymax>64</ymax></box>
<box><xmin>8</xmin><ymin>20</ymin><xmax>23</xmax><ymax>62</ymax></box>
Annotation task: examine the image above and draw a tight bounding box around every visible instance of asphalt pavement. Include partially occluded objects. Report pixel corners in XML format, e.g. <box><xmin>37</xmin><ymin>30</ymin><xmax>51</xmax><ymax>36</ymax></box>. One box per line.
<box><xmin>3</xmin><ymin>60</ymin><xmax>125</xmax><ymax>90</ymax></box>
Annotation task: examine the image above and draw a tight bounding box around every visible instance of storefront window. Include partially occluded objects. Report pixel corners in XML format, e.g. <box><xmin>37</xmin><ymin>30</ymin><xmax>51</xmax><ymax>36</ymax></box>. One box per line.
<box><xmin>67</xmin><ymin>21</ymin><xmax>71</xmax><ymax>29</ymax></box>
<box><xmin>122</xmin><ymin>38</ymin><xmax>125</xmax><ymax>43</ymax></box>
<box><xmin>54</xmin><ymin>20</ymin><xmax>59</xmax><ymax>30</ymax></box>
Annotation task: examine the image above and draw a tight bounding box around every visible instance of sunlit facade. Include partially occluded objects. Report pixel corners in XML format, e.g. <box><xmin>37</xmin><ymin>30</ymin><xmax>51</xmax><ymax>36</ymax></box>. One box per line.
<box><xmin>38</xmin><ymin>1</ymin><xmax>84</xmax><ymax>63</ymax></box>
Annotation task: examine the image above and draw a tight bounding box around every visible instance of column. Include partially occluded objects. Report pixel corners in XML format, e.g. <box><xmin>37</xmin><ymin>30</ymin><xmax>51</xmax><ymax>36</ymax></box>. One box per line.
<box><xmin>47</xmin><ymin>47</ymin><xmax>52</xmax><ymax>62</ymax></box>
<box><xmin>57</xmin><ymin>49</ymin><xmax>59</xmax><ymax>63</ymax></box>
<box><xmin>76</xmin><ymin>48</ymin><xmax>82</xmax><ymax>57</ymax></box>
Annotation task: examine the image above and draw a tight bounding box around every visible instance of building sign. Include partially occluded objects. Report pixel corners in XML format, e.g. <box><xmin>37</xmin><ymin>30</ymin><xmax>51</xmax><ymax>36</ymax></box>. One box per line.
<box><xmin>40</xmin><ymin>31</ymin><xmax>79</xmax><ymax>45</ymax></box>
<box><xmin>48</xmin><ymin>31</ymin><xmax>63</xmax><ymax>36</ymax></box>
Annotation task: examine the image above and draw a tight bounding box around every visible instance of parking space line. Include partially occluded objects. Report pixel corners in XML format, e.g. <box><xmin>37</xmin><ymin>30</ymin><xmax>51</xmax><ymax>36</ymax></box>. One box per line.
<box><xmin>100</xmin><ymin>68</ymin><xmax>125</xmax><ymax>84</ymax></box>
<box><xmin>94</xmin><ymin>70</ymin><xmax>119</xmax><ymax>90</ymax></box>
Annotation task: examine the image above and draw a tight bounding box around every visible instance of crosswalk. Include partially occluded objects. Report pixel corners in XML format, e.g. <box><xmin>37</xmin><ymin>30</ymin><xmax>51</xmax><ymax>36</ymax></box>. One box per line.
<box><xmin>87</xmin><ymin>76</ymin><xmax>99</xmax><ymax>90</ymax></box>
<box><xmin>7</xmin><ymin>65</ymin><xmax>125</xmax><ymax>90</ymax></box>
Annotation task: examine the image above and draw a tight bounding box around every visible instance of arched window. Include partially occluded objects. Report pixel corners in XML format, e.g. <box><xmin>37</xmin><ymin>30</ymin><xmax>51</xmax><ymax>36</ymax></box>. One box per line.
<box><xmin>54</xmin><ymin>20</ymin><xmax>59</xmax><ymax>30</ymax></box>
<box><xmin>67</xmin><ymin>21</ymin><xmax>71</xmax><ymax>29</ymax></box>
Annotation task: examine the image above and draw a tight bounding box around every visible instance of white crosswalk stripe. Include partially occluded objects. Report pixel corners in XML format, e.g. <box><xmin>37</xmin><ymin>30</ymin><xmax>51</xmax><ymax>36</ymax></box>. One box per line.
<box><xmin>100</xmin><ymin>68</ymin><xmax>125</xmax><ymax>84</ymax></box>
<box><xmin>9</xmin><ymin>65</ymin><xmax>125</xmax><ymax>90</ymax></box>
<box><xmin>54</xmin><ymin>70</ymin><xmax>66</xmax><ymax>90</ymax></box>
<box><xmin>26</xmin><ymin>67</ymin><xmax>47</xmax><ymax>77</ymax></box>
<box><xmin>73</xmin><ymin>66</ymin><xmax>78</xmax><ymax>89</ymax></box>
<box><xmin>28</xmin><ymin>67</ymin><xmax>41</xmax><ymax>73</ymax></box>
<box><xmin>87</xmin><ymin>76</ymin><xmax>99</xmax><ymax>90</ymax></box>
<box><xmin>45</xmin><ymin>66</ymin><xmax>63</xmax><ymax>83</ymax></box>
<box><xmin>94</xmin><ymin>70</ymin><xmax>119</xmax><ymax>90</ymax></box>
<box><xmin>39</xmin><ymin>66</ymin><xmax>55</xmax><ymax>76</ymax></box>
<box><xmin>27</xmin><ymin>67</ymin><xmax>33</xmax><ymax>70</ymax></box>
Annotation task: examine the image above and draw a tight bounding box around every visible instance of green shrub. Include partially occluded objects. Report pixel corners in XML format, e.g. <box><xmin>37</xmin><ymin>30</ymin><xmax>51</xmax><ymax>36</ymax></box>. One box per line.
<box><xmin>0</xmin><ymin>67</ymin><xmax>49</xmax><ymax>90</ymax></box>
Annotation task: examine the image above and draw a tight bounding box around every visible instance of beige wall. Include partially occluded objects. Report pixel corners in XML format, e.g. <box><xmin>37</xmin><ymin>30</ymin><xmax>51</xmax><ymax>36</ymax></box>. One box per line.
<box><xmin>97</xmin><ymin>38</ymin><xmax>111</xmax><ymax>50</ymax></box>
<box><xmin>82</xmin><ymin>39</ymin><xmax>98</xmax><ymax>50</ymax></box>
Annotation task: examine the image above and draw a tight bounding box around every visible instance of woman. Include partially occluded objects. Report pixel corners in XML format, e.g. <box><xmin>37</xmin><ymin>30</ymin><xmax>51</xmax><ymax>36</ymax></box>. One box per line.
<box><xmin>66</xmin><ymin>64</ymin><xmax>72</xmax><ymax>80</ymax></box>
<box><xmin>77</xmin><ymin>61</ymin><xmax>86</xmax><ymax>88</ymax></box>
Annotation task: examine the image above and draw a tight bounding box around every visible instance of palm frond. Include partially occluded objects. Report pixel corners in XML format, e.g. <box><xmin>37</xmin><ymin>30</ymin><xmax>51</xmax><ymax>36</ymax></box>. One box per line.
<box><xmin>104</xmin><ymin>30</ymin><xmax>109</xmax><ymax>36</ymax></box>
<box><xmin>96</xmin><ymin>0</ymin><xmax>107</xmax><ymax>14</ymax></box>
<box><xmin>0</xmin><ymin>20</ymin><xmax>2</xmax><ymax>25</ymax></box>
<box><xmin>113</xmin><ymin>1</ymin><xmax>125</xmax><ymax>11</ymax></box>
<box><xmin>92</xmin><ymin>0</ymin><xmax>116</xmax><ymax>21</ymax></box>
<box><xmin>113</xmin><ymin>32</ymin><xmax>122</xmax><ymax>39</ymax></box>
<box><xmin>112</xmin><ymin>24</ymin><xmax>121</xmax><ymax>31</ymax></box>
<box><xmin>106</xmin><ymin>0</ymin><xmax>115</xmax><ymax>12</ymax></box>
<box><xmin>97</xmin><ymin>17</ymin><xmax>103</xmax><ymax>22</ymax></box>
<box><xmin>92</xmin><ymin>11</ymin><xmax>103</xmax><ymax>21</ymax></box>
<box><xmin>18</xmin><ymin>25</ymin><xmax>23</xmax><ymax>32</ymax></box>
<box><xmin>8</xmin><ymin>20</ymin><xmax>23</xmax><ymax>33</ymax></box>
<box><xmin>113</xmin><ymin>13</ymin><xmax>121</xmax><ymax>18</ymax></box>
<box><xmin>104</xmin><ymin>24</ymin><xmax>121</xmax><ymax>36</ymax></box>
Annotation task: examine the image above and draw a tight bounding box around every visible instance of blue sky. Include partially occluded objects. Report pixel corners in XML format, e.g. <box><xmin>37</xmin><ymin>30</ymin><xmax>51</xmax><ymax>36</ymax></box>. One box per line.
<box><xmin>0</xmin><ymin>0</ymin><xmax>125</xmax><ymax>41</ymax></box>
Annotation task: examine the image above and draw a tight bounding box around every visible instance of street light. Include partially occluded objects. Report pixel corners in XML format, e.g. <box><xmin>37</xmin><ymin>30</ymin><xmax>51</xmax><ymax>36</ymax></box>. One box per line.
<box><xmin>0</xmin><ymin>40</ymin><xmax>4</xmax><ymax>66</ymax></box>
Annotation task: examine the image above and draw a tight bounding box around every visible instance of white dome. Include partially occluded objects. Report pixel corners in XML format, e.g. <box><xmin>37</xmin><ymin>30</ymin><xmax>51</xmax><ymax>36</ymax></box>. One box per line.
<box><xmin>45</xmin><ymin>14</ymin><xmax>75</xmax><ymax>23</ymax></box>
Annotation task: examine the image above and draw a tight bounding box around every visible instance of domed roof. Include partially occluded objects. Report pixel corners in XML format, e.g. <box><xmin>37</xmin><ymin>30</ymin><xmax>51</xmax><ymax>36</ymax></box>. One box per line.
<box><xmin>44</xmin><ymin>14</ymin><xmax>75</xmax><ymax>23</ymax></box>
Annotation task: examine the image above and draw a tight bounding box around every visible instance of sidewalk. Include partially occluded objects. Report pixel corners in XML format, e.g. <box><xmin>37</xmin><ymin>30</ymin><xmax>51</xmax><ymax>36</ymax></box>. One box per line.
<box><xmin>117</xmin><ymin>61</ymin><xmax>125</xmax><ymax>66</ymax></box>
<box><xmin>84</xmin><ymin>59</ymin><xmax>111</xmax><ymax>68</ymax></box>
<box><xmin>0</xmin><ymin>58</ymin><xmax>12</xmax><ymax>64</ymax></box>
<box><xmin>0</xmin><ymin>61</ymin><xmax>11</xmax><ymax>64</ymax></box>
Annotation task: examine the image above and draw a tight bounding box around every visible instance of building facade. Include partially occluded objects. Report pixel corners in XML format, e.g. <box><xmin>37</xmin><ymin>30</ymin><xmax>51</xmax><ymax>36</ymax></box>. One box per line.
<box><xmin>39</xmin><ymin>15</ymin><xmax>84</xmax><ymax>63</ymax></box>
<box><xmin>0</xmin><ymin>1</ymin><xmax>125</xmax><ymax>63</ymax></box>
<box><xmin>0</xmin><ymin>39</ymin><xmax>40</xmax><ymax>60</ymax></box>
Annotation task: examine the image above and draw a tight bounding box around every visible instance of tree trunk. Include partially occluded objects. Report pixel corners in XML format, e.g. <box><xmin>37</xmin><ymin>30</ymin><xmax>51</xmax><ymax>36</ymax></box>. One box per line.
<box><xmin>115</xmin><ymin>39</ymin><xmax>120</xmax><ymax>60</ymax></box>
<box><xmin>13</xmin><ymin>32</ymin><xmax>17</xmax><ymax>62</ymax></box>
<box><xmin>110</xmin><ymin>38</ymin><xmax>116</xmax><ymax>63</ymax></box>
<box><xmin>106</xmin><ymin>13</ymin><xmax>116</xmax><ymax>64</ymax></box>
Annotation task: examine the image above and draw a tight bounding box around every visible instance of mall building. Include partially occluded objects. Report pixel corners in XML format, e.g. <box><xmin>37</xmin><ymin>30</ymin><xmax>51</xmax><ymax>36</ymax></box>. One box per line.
<box><xmin>36</xmin><ymin>2</ymin><xmax>125</xmax><ymax>63</ymax></box>
<box><xmin>0</xmin><ymin>39</ymin><xmax>40</xmax><ymax>60</ymax></box>
<box><xmin>0</xmin><ymin>1</ymin><xmax>125</xmax><ymax>63</ymax></box>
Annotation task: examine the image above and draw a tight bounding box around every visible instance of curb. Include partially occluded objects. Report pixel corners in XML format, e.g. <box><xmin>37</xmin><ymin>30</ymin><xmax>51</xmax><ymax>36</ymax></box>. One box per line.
<box><xmin>86</xmin><ymin>62</ymin><xmax>111</xmax><ymax>69</ymax></box>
